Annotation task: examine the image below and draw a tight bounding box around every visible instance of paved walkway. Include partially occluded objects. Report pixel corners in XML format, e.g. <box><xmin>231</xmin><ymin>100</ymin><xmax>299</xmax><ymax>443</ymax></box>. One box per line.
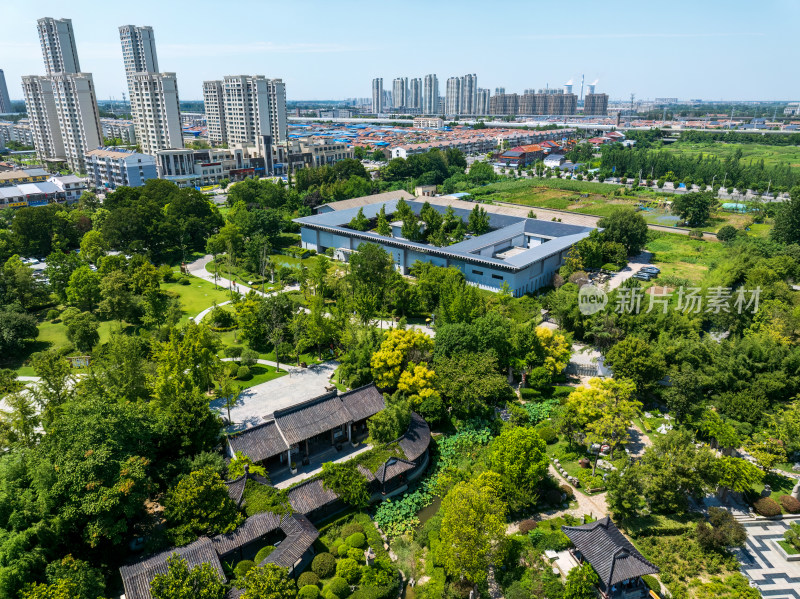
<box><xmin>272</xmin><ymin>443</ymin><xmax>373</xmax><ymax>490</ymax></box>
<box><xmin>212</xmin><ymin>361</ymin><xmax>339</xmax><ymax>431</ymax></box>
<box><xmin>186</xmin><ymin>254</ymin><xmax>300</xmax><ymax>301</ymax></box>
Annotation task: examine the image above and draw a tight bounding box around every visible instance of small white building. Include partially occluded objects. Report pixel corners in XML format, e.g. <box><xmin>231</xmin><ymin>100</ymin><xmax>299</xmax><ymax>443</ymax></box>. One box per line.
<box><xmin>48</xmin><ymin>174</ymin><xmax>86</xmax><ymax>202</ymax></box>
<box><xmin>544</xmin><ymin>154</ymin><xmax>566</xmax><ymax>168</ymax></box>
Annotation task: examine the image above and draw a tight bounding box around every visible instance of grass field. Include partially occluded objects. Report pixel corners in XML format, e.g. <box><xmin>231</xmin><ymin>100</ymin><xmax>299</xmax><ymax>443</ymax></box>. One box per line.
<box><xmin>646</xmin><ymin>232</ymin><xmax>729</xmax><ymax>283</ymax></box>
<box><xmin>162</xmin><ymin>277</ymin><xmax>233</xmax><ymax>323</ymax></box>
<box><xmin>663</xmin><ymin>141</ymin><xmax>800</xmax><ymax>169</ymax></box>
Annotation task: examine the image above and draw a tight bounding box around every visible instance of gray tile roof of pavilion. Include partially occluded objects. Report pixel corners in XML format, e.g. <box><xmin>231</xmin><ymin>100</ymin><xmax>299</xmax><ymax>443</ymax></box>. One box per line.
<box><xmin>227</xmin><ymin>420</ymin><xmax>289</xmax><ymax>463</ymax></box>
<box><xmin>262</xmin><ymin>513</ymin><xmax>319</xmax><ymax>569</ymax></box>
<box><xmin>273</xmin><ymin>391</ymin><xmax>352</xmax><ymax>446</ymax></box>
<box><xmin>374</xmin><ymin>457</ymin><xmax>416</xmax><ymax>484</ymax></box>
<box><xmin>211</xmin><ymin>511</ymin><xmax>283</xmax><ymax>557</ymax></box>
<box><xmin>398</xmin><ymin>412</ymin><xmax>431</xmax><ymax>462</ymax></box>
<box><xmin>561</xmin><ymin>517</ymin><xmax>659</xmax><ymax>589</ymax></box>
<box><xmin>286</xmin><ymin>477</ymin><xmax>340</xmax><ymax>515</ymax></box>
<box><xmin>340</xmin><ymin>383</ymin><xmax>386</xmax><ymax>423</ymax></box>
<box><xmin>119</xmin><ymin>538</ymin><xmax>224</xmax><ymax>599</ymax></box>
<box><xmin>224</xmin><ymin>474</ymin><xmax>247</xmax><ymax>506</ymax></box>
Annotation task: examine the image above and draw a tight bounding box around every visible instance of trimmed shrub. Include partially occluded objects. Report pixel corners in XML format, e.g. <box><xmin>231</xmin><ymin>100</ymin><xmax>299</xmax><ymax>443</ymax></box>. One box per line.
<box><xmin>178</xmin><ymin>277</ymin><xmax>191</xmax><ymax>285</ymax></box>
<box><xmin>241</xmin><ymin>348</ymin><xmax>259</xmax><ymax>366</ymax></box>
<box><xmin>519</xmin><ymin>387</ymin><xmax>541</xmax><ymax>402</ymax></box>
<box><xmin>311</xmin><ymin>552</ymin><xmax>336</xmax><ymax>579</ymax></box>
<box><xmin>299</xmin><ymin>585</ymin><xmax>320</xmax><ymax>599</ymax></box>
<box><xmin>234</xmin><ymin>560</ymin><xmax>255</xmax><ymax>578</ymax></box>
<box><xmin>254</xmin><ymin>545</ymin><xmax>275</xmax><ymax>564</ymax></box>
<box><xmin>543</xmin><ymin>488</ymin><xmax>564</xmax><ymax>505</ymax></box>
<box><xmin>298</xmin><ymin>572</ymin><xmax>320</xmax><ymax>588</ymax></box>
<box><xmin>237</xmin><ymin>365</ymin><xmax>251</xmax><ymax>380</ymax></box>
<box><xmin>518</xmin><ymin>519</ymin><xmax>538</xmax><ymax>533</ymax></box>
<box><xmin>338</xmin><ymin>543</ymin><xmax>351</xmax><ymax>557</ymax></box>
<box><xmin>781</xmin><ymin>495</ymin><xmax>800</xmax><ymax>514</ymax></box>
<box><xmin>536</xmin><ymin>426</ymin><xmax>557</xmax><ymax>444</ymax></box>
<box><xmin>341</xmin><ymin>522</ymin><xmax>365</xmax><ymax>538</ymax></box>
<box><xmin>346</xmin><ymin>532</ymin><xmax>366</xmax><ymax>549</ymax></box>
<box><xmin>225</xmin><ymin>346</ymin><xmax>243</xmax><ymax>358</ymax></box>
<box><xmin>754</xmin><ymin>496</ymin><xmax>782</xmax><ymax>517</ymax></box>
<box><xmin>642</xmin><ymin>575</ymin><xmax>660</xmax><ymax>593</ymax></box>
<box><xmin>347</xmin><ymin>547</ymin><xmax>365</xmax><ymax>563</ymax></box>
<box><xmin>325</xmin><ymin>576</ymin><xmax>351</xmax><ymax>599</ymax></box>
<box><xmin>336</xmin><ymin>558</ymin><xmax>361</xmax><ymax>584</ymax></box>
<box><xmin>46</xmin><ymin>309</ymin><xmax>60</xmax><ymax>321</ymax></box>
<box><xmin>559</xmin><ymin>484</ymin><xmax>575</xmax><ymax>501</ymax></box>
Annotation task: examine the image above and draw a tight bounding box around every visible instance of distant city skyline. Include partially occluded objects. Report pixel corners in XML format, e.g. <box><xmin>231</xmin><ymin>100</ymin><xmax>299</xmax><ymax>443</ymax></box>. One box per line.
<box><xmin>1</xmin><ymin>0</ymin><xmax>798</xmax><ymax>103</ymax></box>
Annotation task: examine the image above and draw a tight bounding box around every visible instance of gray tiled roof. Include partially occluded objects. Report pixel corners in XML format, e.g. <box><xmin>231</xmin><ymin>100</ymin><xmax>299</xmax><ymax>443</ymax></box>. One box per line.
<box><xmin>228</xmin><ymin>420</ymin><xmax>289</xmax><ymax>463</ymax></box>
<box><xmin>561</xmin><ymin>517</ymin><xmax>659</xmax><ymax>589</ymax></box>
<box><xmin>274</xmin><ymin>391</ymin><xmax>352</xmax><ymax>446</ymax></box>
<box><xmin>317</xmin><ymin>190</ymin><xmax>414</xmax><ymax>212</ymax></box>
<box><xmin>399</xmin><ymin>412</ymin><xmax>431</xmax><ymax>462</ymax></box>
<box><xmin>340</xmin><ymin>383</ymin><xmax>386</xmax><ymax>422</ymax></box>
<box><xmin>374</xmin><ymin>457</ymin><xmax>415</xmax><ymax>484</ymax></box>
<box><xmin>224</xmin><ymin>474</ymin><xmax>247</xmax><ymax>506</ymax></box>
<box><xmin>263</xmin><ymin>513</ymin><xmax>319</xmax><ymax>569</ymax></box>
<box><xmin>119</xmin><ymin>538</ymin><xmax>224</xmax><ymax>599</ymax></box>
<box><xmin>211</xmin><ymin>511</ymin><xmax>283</xmax><ymax>557</ymax></box>
<box><xmin>286</xmin><ymin>477</ymin><xmax>340</xmax><ymax>515</ymax></box>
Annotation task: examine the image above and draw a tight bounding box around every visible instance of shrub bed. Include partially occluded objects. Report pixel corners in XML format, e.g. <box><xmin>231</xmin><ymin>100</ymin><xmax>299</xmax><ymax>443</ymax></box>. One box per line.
<box><xmin>753</xmin><ymin>496</ymin><xmax>782</xmax><ymax>517</ymax></box>
<box><xmin>780</xmin><ymin>494</ymin><xmax>800</xmax><ymax>514</ymax></box>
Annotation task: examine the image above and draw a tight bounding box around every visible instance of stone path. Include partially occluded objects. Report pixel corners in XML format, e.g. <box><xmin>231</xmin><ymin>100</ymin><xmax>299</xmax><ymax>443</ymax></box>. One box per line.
<box><xmin>506</xmin><ymin>465</ymin><xmax>608</xmax><ymax>534</ymax></box>
<box><xmin>626</xmin><ymin>424</ymin><xmax>652</xmax><ymax>458</ymax></box>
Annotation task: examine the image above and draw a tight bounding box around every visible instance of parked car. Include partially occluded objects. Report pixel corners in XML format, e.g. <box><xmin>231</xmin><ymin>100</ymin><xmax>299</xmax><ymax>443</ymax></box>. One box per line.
<box><xmin>633</xmin><ymin>272</ymin><xmax>653</xmax><ymax>281</ymax></box>
<box><xmin>640</xmin><ymin>266</ymin><xmax>660</xmax><ymax>274</ymax></box>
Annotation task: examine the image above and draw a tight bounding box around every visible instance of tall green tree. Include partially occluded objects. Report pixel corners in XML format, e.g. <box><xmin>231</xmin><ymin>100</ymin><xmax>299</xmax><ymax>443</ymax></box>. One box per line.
<box><xmin>164</xmin><ymin>469</ymin><xmax>244</xmax><ymax>546</ymax></box>
<box><xmin>150</xmin><ymin>555</ymin><xmax>225</xmax><ymax>599</ymax></box>
<box><xmin>66</xmin><ymin>266</ymin><xmax>102</xmax><ymax>312</ymax></box>
<box><xmin>439</xmin><ymin>479</ymin><xmax>507</xmax><ymax>584</ymax></box>
<box><xmin>604</xmin><ymin>336</ymin><xmax>665</xmax><ymax>394</ymax></box>
<box><xmin>597</xmin><ymin>207</ymin><xmax>648</xmax><ymax>255</ymax></box>
<box><xmin>241</xmin><ymin>564</ymin><xmax>297</xmax><ymax>599</ymax></box>
<box><xmin>489</xmin><ymin>426</ymin><xmax>548</xmax><ymax>509</ymax></box>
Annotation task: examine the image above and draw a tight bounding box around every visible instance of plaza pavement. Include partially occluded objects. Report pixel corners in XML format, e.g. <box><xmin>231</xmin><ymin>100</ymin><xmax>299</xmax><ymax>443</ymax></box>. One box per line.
<box><xmin>733</xmin><ymin>517</ymin><xmax>800</xmax><ymax>598</ymax></box>
<box><xmin>211</xmin><ymin>360</ymin><xmax>339</xmax><ymax>432</ymax></box>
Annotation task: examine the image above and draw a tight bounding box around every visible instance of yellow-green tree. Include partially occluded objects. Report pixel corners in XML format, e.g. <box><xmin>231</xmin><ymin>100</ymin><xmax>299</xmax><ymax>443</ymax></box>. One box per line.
<box><xmin>370</xmin><ymin>329</ymin><xmax>433</xmax><ymax>389</ymax></box>
<box><xmin>535</xmin><ymin>326</ymin><xmax>571</xmax><ymax>377</ymax></box>
<box><xmin>565</xmin><ymin>377</ymin><xmax>641</xmax><ymax>472</ymax></box>
<box><xmin>439</xmin><ymin>479</ymin><xmax>507</xmax><ymax>584</ymax></box>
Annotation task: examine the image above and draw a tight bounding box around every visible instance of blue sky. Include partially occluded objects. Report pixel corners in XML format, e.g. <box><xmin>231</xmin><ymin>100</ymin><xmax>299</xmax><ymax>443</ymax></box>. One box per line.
<box><xmin>1</xmin><ymin>0</ymin><xmax>797</xmax><ymax>103</ymax></box>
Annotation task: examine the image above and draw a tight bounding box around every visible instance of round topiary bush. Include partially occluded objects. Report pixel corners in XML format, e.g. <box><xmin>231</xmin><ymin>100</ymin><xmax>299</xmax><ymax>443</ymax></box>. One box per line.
<box><xmin>297</xmin><ymin>572</ymin><xmax>320</xmax><ymax>588</ymax></box>
<box><xmin>536</xmin><ymin>426</ymin><xmax>557</xmax><ymax>444</ymax></box>
<box><xmin>754</xmin><ymin>496</ymin><xmax>782</xmax><ymax>517</ymax></box>
<box><xmin>298</xmin><ymin>585</ymin><xmax>320</xmax><ymax>599</ymax></box>
<box><xmin>559</xmin><ymin>484</ymin><xmax>575</xmax><ymax>501</ymax></box>
<box><xmin>254</xmin><ymin>545</ymin><xmax>276</xmax><ymax>564</ymax></box>
<box><xmin>346</xmin><ymin>532</ymin><xmax>366</xmax><ymax>549</ymax></box>
<box><xmin>237</xmin><ymin>365</ymin><xmax>251</xmax><ymax>380</ymax></box>
<box><xmin>234</xmin><ymin>560</ymin><xmax>255</xmax><ymax>579</ymax></box>
<box><xmin>347</xmin><ymin>548</ymin><xmax>365</xmax><ymax>564</ymax></box>
<box><xmin>311</xmin><ymin>552</ymin><xmax>336</xmax><ymax>579</ymax></box>
<box><xmin>336</xmin><ymin>558</ymin><xmax>361</xmax><ymax>584</ymax></box>
<box><xmin>178</xmin><ymin>277</ymin><xmax>191</xmax><ymax>286</ymax></box>
<box><xmin>337</xmin><ymin>543</ymin><xmax>351</xmax><ymax>557</ymax></box>
<box><xmin>325</xmin><ymin>576</ymin><xmax>351</xmax><ymax>599</ymax></box>
<box><xmin>518</xmin><ymin>519</ymin><xmax>538</xmax><ymax>533</ymax></box>
<box><xmin>780</xmin><ymin>495</ymin><xmax>800</xmax><ymax>514</ymax></box>
<box><xmin>46</xmin><ymin>309</ymin><xmax>60</xmax><ymax>321</ymax></box>
<box><xmin>340</xmin><ymin>522</ymin><xmax>364</xmax><ymax>538</ymax></box>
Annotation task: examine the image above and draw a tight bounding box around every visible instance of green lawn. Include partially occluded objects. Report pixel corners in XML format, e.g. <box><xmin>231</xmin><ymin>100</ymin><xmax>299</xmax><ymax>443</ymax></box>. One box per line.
<box><xmin>163</xmin><ymin>277</ymin><xmax>233</xmax><ymax>323</ymax></box>
<box><xmin>645</xmin><ymin>232</ymin><xmax>729</xmax><ymax>283</ymax></box>
<box><xmin>238</xmin><ymin>364</ymin><xmax>288</xmax><ymax>389</ymax></box>
<box><xmin>778</xmin><ymin>540</ymin><xmax>800</xmax><ymax>555</ymax></box>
